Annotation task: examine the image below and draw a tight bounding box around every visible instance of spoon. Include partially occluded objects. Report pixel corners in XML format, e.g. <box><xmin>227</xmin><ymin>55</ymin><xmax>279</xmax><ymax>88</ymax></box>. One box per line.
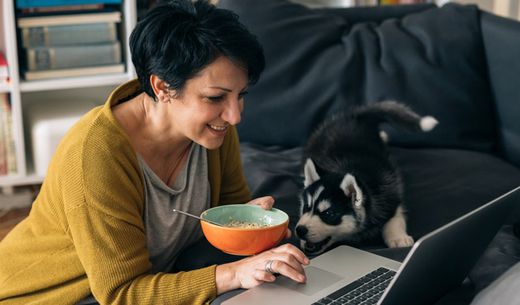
<box><xmin>172</xmin><ymin>208</ymin><xmax>225</xmax><ymax>227</ymax></box>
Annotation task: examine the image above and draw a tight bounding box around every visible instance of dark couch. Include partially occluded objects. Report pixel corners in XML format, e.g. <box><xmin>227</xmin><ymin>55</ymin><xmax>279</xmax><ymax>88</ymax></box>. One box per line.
<box><xmin>176</xmin><ymin>1</ymin><xmax>520</xmax><ymax>304</ymax></box>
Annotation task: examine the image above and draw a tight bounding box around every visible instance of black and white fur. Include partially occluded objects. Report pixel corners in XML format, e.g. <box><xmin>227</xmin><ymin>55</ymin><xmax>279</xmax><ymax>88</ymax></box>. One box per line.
<box><xmin>295</xmin><ymin>101</ymin><xmax>438</xmax><ymax>255</ymax></box>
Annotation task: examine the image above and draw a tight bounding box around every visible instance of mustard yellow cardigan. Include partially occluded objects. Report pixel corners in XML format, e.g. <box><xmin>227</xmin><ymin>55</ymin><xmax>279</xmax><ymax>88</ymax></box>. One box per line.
<box><xmin>0</xmin><ymin>80</ymin><xmax>251</xmax><ymax>305</ymax></box>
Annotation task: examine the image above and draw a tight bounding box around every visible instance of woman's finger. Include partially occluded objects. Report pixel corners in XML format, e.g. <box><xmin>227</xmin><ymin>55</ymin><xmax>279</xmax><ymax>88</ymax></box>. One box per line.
<box><xmin>247</xmin><ymin>196</ymin><xmax>275</xmax><ymax>210</ymax></box>
<box><xmin>269</xmin><ymin>260</ymin><xmax>306</xmax><ymax>283</ymax></box>
<box><xmin>271</xmin><ymin>253</ymin><xmax>306</xmax><ymax>275</ymax></box>
<box><xmin>285</xmin><ymin>228</ymin><xmax>292</xmax><ymax>239</ymax></box>
<box><xmin>272</xmin><ymin>243</ymin><xmax>310</xmax><ymax>265</ymax></box>
<box><xmin>254</xmin><ymin>269</ymin><xmax>276</xmax><ymax>283</ymax></box>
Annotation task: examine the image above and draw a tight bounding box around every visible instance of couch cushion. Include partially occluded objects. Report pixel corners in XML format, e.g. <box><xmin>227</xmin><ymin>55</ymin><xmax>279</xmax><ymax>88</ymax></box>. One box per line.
<box><xmin>220</xmin><ymin>0</ymin><xmax>352</xmax><ymax>148</ymax></box>
<box><xmin>480</xmin><ymin>12</ymin><xmax>520</xmax><ymax>167</ymax></box>
<box><xmin>220</xmin><ymin>0</ymin><xmax>497</xmax><ymax>152</ymax></box>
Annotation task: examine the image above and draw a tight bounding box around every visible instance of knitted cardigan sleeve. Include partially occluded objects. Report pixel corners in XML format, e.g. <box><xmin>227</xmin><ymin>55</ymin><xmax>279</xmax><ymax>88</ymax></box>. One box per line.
<box><xmin>62</xmin><ymin>107</ymin><xmax>217</xmax><ymax>305</ymax></box>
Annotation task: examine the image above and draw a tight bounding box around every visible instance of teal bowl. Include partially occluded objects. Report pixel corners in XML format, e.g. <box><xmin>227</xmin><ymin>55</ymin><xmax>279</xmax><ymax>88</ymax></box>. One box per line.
<box><xmin>200</xmin><ymin>204</ymin><xmax>289</xmax><ymax>255</ymax></box>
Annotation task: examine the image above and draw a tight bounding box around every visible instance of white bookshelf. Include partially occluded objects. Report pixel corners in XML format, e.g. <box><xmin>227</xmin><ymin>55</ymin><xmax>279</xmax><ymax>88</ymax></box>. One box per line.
<box><xmin>0</xmin><ymin>0</ymin><xmax>137</xmax><ymax>187</ymax></box>
<box><xmin>19</xmin><ymin>73</ymin><xmax>131</xmax><ymax>92</ymax></box>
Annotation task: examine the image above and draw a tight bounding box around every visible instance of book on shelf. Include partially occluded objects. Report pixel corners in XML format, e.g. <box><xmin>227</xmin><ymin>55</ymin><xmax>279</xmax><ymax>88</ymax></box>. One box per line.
<box><xmin>21</xmin><ymin>4</ymin><xmax>105</xmax><ymax>14</ymax></box>
<box><xmin>0</xmin><ymin>52</ymin><xmax>8</xmax><ymax>82</ymax></box>
<box><xmin>21</xmin><ymin>22</ymin><xmax>118</xmax><ymax>48</ymax></box>
<box><xmin>0</xmin><ymin>94</ymin><xmax>16</xmax><ymax>176</ymax></box>
<box><xmin>24</xmin><ymin>63</ymin><xmax>125</xmax><ymax>81</ymax></box>
<box><xmin>17</xmin><ymin>10</ymin><xmax>121</xmax><ymax>27</ymax></box>
<box><xmin>16</xmin><ymin>0</ymin><xmax>121</xmax><ymax>9</ymax></box>
<box><xmin>25</xmin><ymin>42</ymin><xmax>121</xmax><ymax>71</ymax></box>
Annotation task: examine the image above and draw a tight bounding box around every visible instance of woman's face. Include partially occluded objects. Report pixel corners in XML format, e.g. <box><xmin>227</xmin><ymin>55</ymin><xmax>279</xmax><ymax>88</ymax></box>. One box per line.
<box><xmin>168</xmin><ymin>56</ymin><xmax>249</xmax><ymax>150</ymax></box>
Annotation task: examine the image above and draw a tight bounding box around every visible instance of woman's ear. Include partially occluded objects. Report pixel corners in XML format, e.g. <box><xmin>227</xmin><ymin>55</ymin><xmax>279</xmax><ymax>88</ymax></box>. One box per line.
<box><xmin>150</xmin><ymin>74</ymin><xmax>171</xmax><ymax>103</ymax></box>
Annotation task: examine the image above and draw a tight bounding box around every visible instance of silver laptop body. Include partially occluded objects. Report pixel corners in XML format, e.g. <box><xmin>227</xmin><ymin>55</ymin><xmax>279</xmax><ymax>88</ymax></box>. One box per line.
<box><xmin>223</xmin><ymin>186</ymin><xmax>520</xmax><ymax>305</ymax></box>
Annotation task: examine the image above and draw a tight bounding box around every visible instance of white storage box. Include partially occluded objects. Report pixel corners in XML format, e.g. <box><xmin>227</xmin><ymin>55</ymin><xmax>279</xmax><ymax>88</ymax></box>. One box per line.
<box><xmin>31</xmin><ymin>116</ymin><xmax>81</xmax><ymax>176</ymax></box>
<box><xmin>26</xmin><ymin>99</ymin><xmax>99</xmax><ymax>177</ymax></box>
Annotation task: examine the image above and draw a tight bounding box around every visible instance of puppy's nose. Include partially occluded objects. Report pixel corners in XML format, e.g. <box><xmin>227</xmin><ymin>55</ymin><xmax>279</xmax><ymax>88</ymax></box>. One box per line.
<box><xmin>295</xmin><ymin>226</ymin><xmax>308</xmax><ymax>239</ymax></box>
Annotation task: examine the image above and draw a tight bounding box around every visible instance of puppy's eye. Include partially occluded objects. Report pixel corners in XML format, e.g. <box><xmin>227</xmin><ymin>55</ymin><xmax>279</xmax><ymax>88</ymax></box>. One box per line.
<box><xmin>323</xmin><ymin>209</ymin><xmax>335</xmax><ymax>217</ymax></box>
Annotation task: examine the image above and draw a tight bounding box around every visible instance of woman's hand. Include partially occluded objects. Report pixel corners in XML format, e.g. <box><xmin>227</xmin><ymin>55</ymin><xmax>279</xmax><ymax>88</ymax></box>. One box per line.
<box><xmin>216</xmin><ymin>243</ymin><xmax>310</xmax><ymax>294</ymax></box>
<box><xmin>247</xmin><ymin>196</ymin><xmax>275</xmax><ymax>210</ymax></box>
<box><xmin>247</xmin><ymin>196</ymin><xmax>292</xmax><ymax>238</ymax></box>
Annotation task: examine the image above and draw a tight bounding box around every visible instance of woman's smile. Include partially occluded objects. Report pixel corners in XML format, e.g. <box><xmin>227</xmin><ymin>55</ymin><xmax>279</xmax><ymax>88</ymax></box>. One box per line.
<box><xmin>207</xmin><ymin>123</ymin><xmax>229</xmax><ymax>136</ymax></box>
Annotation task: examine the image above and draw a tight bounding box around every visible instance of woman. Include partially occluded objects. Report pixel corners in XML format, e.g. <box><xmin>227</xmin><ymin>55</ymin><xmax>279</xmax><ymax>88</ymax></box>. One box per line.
<box><xmin>0</xmin><ymin>1</ymin><xmax>308</xmax><ymax>304</ymax></box>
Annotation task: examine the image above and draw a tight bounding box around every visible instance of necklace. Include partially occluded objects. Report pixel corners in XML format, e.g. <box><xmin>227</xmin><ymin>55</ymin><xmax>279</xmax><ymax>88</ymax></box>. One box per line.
<box><xmin>166</xmin><ymin>142</ymin><xmax>193</xmax><ymax>186</ymax></box>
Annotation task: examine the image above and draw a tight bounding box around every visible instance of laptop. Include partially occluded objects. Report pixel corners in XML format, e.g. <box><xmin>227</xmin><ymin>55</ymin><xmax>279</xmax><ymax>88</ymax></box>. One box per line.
<box><xmin>222</xmin><ymin>186</ymin><xmax>520</xmax><ymax>305</ymax></box>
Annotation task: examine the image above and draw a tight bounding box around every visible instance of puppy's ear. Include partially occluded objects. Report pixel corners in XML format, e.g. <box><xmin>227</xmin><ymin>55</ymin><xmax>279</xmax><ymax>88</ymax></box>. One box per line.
<box><xmin>340</xmin><ymin>174</ymin><xmax>363</xmax><ymax>208</ymax></box>
<box><xmin>304</xmin><ymin>158</ymin><xmax>320</xmax><ymax>187</ymax></box>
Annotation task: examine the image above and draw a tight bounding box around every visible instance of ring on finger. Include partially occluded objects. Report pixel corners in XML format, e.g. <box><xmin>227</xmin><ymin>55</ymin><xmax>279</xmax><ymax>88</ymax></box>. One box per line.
<box><xmin>265</xmin><ymin>259</ymin><xmax>275</xmax><ymax>274</ymax></box>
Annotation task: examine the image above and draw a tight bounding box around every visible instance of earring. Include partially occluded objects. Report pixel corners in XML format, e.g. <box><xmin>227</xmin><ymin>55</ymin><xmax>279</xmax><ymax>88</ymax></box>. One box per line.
<box><xmin>157</xmin><ymin>91</ymin><xmax>170</xmax><ymax>103</ymax></box>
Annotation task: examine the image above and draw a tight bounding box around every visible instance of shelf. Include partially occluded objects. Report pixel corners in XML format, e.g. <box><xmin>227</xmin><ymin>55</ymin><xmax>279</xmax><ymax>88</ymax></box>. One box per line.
<box><xmin>20</xmin><ymin>72</ymin><xmax>133</xmax><ymax>92</ymax></box>
<box><xmin>0</xmin><ymin>174</ymin><xmax>43</xmax><ymax>187</ymax></box>
<box><xmin>0</xmin><ymin>0</ymin><xmax>137</xmax><ymax>187</ymax></box>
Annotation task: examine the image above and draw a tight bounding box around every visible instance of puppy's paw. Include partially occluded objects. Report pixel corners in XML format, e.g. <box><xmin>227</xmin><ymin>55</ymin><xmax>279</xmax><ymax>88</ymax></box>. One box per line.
<box><xmin>384</xmin><ymin>234</ymin><xmax>414</xmax><ymax>248</ymax></box>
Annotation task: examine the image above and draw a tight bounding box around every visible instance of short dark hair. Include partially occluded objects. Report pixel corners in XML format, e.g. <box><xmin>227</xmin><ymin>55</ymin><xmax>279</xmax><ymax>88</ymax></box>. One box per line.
<box><xmin>130</xmin><ymin>0</ymin><xmax>265</xmax><ymax>99</ymax></box>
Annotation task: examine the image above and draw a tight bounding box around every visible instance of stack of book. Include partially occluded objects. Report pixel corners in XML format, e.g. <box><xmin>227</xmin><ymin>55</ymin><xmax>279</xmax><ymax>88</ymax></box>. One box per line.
<box><xmin>0</xmin><ymin>94</ymin><xmax>16</xmax><ymax>176</ymax></box>
<box><xmin>16</xmin><ymin>0</ymin><xmax>124</xmax><ymax>81</ymax></box>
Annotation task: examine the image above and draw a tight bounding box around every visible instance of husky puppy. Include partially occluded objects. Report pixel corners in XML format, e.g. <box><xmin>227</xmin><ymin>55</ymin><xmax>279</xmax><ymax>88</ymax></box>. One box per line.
<box><xmin>295</xmin><ymin>101</ymin><xmax>438</xmax><ymax>255</ymax></box>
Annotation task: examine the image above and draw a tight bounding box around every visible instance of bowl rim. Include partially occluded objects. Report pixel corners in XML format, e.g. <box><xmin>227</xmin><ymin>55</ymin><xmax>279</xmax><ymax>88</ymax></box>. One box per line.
<box><xmin>200</xmin><ymin>204</ymin><xmax>289</xmax><ymax>231</ymax></box>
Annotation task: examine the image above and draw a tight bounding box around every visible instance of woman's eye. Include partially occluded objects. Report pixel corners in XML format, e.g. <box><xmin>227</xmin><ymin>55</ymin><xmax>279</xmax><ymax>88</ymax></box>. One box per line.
<box><xmin>207</xmin><ymin>95</ymin><xmax>224</xmax><ymax>102</ymax></box>
<box><xmin>239</xmin><ymin>91</ymin><xmax>248</xmax><ymax>99</ymax></box>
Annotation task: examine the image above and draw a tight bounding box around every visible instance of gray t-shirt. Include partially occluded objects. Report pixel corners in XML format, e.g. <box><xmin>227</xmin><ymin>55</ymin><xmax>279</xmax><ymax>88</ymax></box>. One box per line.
<box><xmin>141</xmin><ymin>143</ymin><xmax>210</xmax><ymax>273</ymax></box>
<box><xmin>77</xmin><ymin>143</ymin><xmax>210</xmax><ymax>304</ymax></box>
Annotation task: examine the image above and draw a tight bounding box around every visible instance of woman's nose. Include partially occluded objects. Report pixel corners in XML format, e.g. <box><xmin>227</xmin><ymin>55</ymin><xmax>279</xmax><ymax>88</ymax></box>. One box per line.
<box><xmin>222</xmin><ymin>99</ymin><xmax>242</xmax><ymax>125</ymax></box>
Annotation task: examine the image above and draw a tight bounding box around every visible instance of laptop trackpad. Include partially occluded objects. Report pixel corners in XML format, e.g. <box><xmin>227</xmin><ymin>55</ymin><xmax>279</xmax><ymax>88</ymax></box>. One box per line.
<box><xmin>274</xmin><ymin>266</ymin><xmax>343</xmax><ymax>296</ymax></box>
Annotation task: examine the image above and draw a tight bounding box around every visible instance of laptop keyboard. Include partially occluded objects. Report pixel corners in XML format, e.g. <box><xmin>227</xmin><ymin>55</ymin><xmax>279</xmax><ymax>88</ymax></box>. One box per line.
<box><xmin>311</xmin><ymin>267</ymin><xmax>396</xmax><ymax>305</ymax></box>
